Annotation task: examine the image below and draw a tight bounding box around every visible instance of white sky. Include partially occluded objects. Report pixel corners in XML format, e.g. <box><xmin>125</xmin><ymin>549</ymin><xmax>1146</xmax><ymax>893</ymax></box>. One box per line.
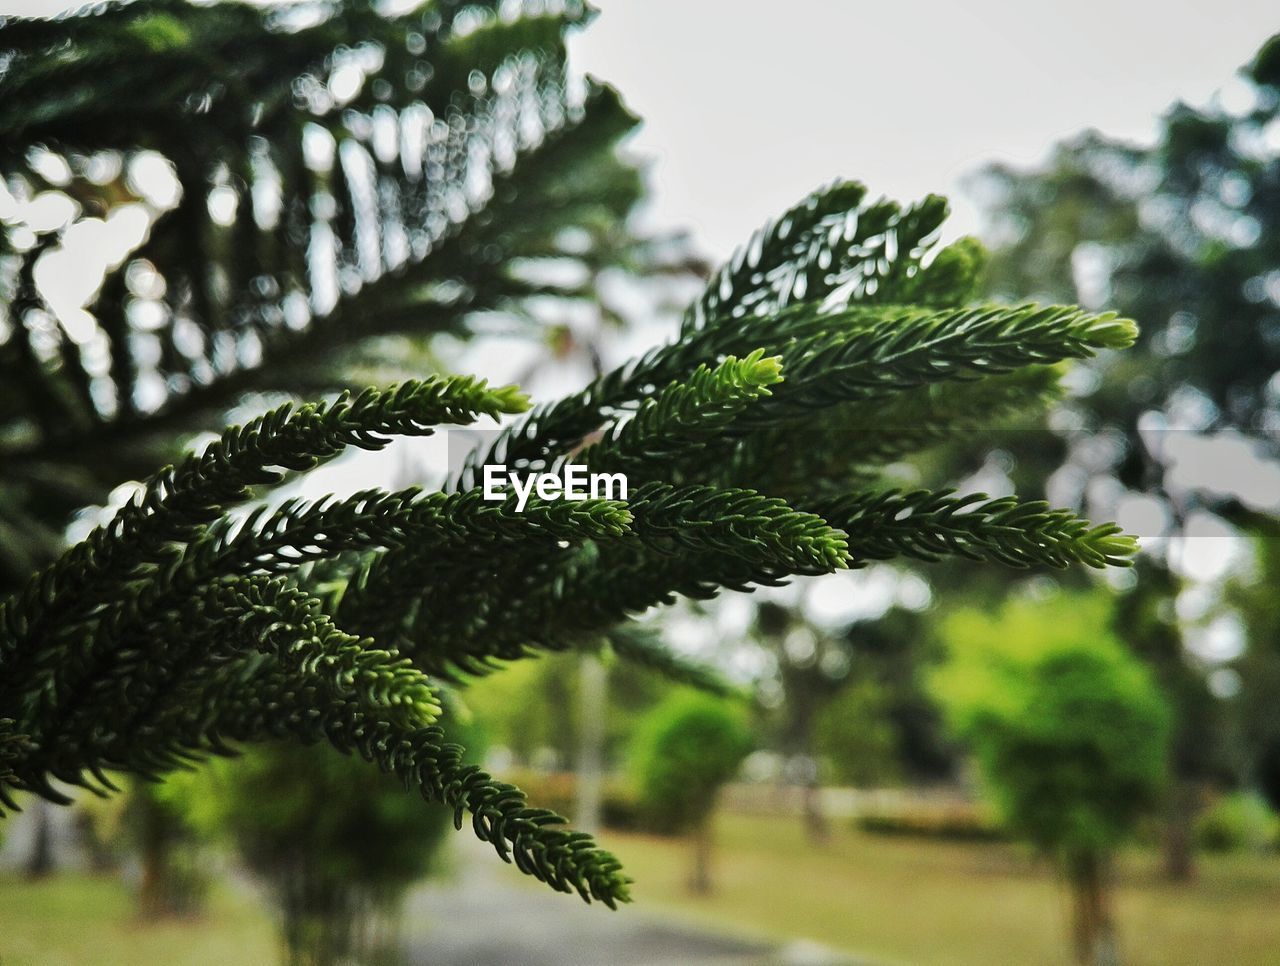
<box><xmin>571</xmin><ymin>0</ymin><xmax>1280</xmax><ymax>255</ymax></box>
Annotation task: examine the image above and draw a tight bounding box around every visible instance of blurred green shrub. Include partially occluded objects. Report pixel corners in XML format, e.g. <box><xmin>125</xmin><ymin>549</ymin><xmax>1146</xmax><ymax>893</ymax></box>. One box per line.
<box><xmin>630</xmin><ymin>693</ymin><xmax>753</xmax><ymax>836</ymax></box>
<box><xmin>932</xmin><ymin>593</ymin><xmax>1171</xmax><ymax>965</ymax></box>
<box><xmin>193</xmin><ymin>742</ymin><xmax>455</xmax><ymax>965</ymax></box>
<box><xmin>629</xmin><ymin>692</ymin><xmax>753</xmax><ymax>894</ymax></box>
<box><xmin>856</xmin><ymin>799</ymin><xmax>1006</xmax><ymax>842</ymax></box>
<box><xmin>1195</xmin><ymin>792</ymin><xmax>1280</xmax><ymax>853</ymax></box>
<box><xmin>933</xmin><ymin>594</ymin><xmax>1171</xmax><ymax>855</ymax></box>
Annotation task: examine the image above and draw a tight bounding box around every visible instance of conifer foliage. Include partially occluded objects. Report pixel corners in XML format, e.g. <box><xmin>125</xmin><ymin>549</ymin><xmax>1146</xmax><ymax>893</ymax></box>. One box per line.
<box><xmin>1</xmin><ymin>1</ymin><xmax>1141</xmax><ymax>909</ymax></box>
<box><xmin>0</xmin><ymin>0</ymin><xmax>647</xmax><ymax>592</ymax></box>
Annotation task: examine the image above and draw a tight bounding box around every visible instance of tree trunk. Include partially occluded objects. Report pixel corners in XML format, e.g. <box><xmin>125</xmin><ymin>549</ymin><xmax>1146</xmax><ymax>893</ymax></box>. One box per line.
<box><xmin>136</xmin><ymin>819</ymin><xmax>172</xmax><ymax>918</ymax></box>
<box><xmin>801</xmin><ymin>771</ymin><xmax>829</xmax><ymax>843</ymax></box>
<box><xmin>1162</xmin><ymin>778</ymin><xmax>1199</xmax><ymax>882</ymax></box>
<box><xmin>575</xmin><ymin>652</ymin><xmax>607</xmax><ymax>834</ymax></box>
<box><xmin>24</xmin><ymin>798</ymin><xmax>54</xmax><ymax>879</ymax></box>
<box><xmin>688</xmin><ymin>817</ymin><xmax>714</xmax><ymax>895</ymax></box>
<box><xmin>74</xmin><ymin>808</ymin><xmax>117</xmax><ymax>873</ymax></box>
<box><xmin>1069</xmin><ymin>853</ymin><xmax>1119</xmax><ymax>966</ymax></box>
<box><xmin>134</xmin><ymin>792</ymin><xmax>200</xmax><ymax>918</ymax></box>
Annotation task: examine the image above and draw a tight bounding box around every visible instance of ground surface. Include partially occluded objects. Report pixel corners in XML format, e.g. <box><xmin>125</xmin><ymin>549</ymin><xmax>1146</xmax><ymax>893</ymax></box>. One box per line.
<box><xmin>404</xmin><ymin>833</ymin><xmax>853</xmax><ymax>965</ymax></box>
<box><xmin>3</xmin><ymin>813</ymin><xmax>1279</xmax><ymax>964</ymax></box>
<box><xmin>605</xmin><ymin>814</ymin><xmax>1280</xmax><ymax>966</ymax></box>
<box><xmin>0</xmin><ymin>874</ymin><xmax>276</xmax><ymax>966</ymax></box>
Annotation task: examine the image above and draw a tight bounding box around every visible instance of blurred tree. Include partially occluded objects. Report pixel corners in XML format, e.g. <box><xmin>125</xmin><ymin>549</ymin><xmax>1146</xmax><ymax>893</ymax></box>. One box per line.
<box><xmin>123</xmin><ymin>775</ymin><xmax>211</xmax><ymax>918</ymax></box>
<box><xmin>195</xmin><ymin>742</ymin><xmax>455</xmax><ymax>966</ymax></box>
<box><xmin>933</xmin><ymin>594</ymin><xmax>1171</xmax><ymax>966</ymax></box>
<box><xmin>1222</xmin><ymin>509</ymin><xmax>1280</xmax><ymax>809</ymax></box>
<box><xmin>970</xmin><ymin>33</ymin><xmax>1280</xmax><ymax>877</ymax></box>
<box><xmin>753</xmin><ymin>592</ymin><xmax>947</xmax><ymax>841</ymax></box>
<box><xmin>753</xmin><ymin>599</ymin><xmax>847</xmax><ymax>841</ymax></box>
<box><xmin>842</xmin><ymin>607</ymin><xmax>956</xmax><ymax>785</ymax></box>
<box><xmin>630</xmin><ymin>691</ymin><xmax>752</xmax><ymax>894</ymax></box>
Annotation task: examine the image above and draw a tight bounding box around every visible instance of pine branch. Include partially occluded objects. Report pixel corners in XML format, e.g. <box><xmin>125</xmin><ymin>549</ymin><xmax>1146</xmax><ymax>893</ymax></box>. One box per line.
<box><xmin>0</xmin><ymin>718</ymin><xmax>28</xmax><ymax>812</ymax></box>
<box><xmin>683</xmin><ymin>181</ymin><xmax>950</xmax><ymax>331</ymax></box>
<box><xmin>0</xmin><ymin>155</ymin><xmax>1145</xmax><ymax>908</ymax></box>
<box><xmin>208</xmin><ymin>488</ymin><xmax>632</xmax><ymax>580</ymax></box>
<box><xmin>752</xmin><ymin>303</ymin><xmax>1135</xmax><ymax>422</ymax></box>
<box><xmin>466</xmin><ymin>300</ymin><xmax>1133</xmax><ymax>484</ymax></box>
<box><xmin>18</xmin><ymin>576</ymin><xmax>438</xmax><ymax>795</ymax></box>
<box><xmin>454</xmin><ymin>182</ymin><xmax>947</xmax><ymax>481</ymax></box>
<box><xmin>403</xmin><ymin>484</ymin><xmax>851</xmax><ymax>676</ymax></box>
<box><xmin>334</xmin><ymin>494</ymin><xmax>633</xmax><ymax>641</ymax></box>
<box><xmin>0</xmin><ymin>0</ymin><xmax>622</xmax><ymax>488</ymax></box>
<box><xmin>715</xmin><ymin>366</ymin><xmax>1064</xmax><ymax>499</ymax></box>
<box><xmin>14</xmin><ymin>487</ymin><xmax>628</xmax><ymax>772</ymax></box>
<box><xmin>813</xmin><ymin>489</ymin><xmax>1139</xmax><ymax>570</ymax></box>
<box><xmin>0</xmin><ymin>378</ymin><xmax>526</xmax><ymax>710</ymax></box>
<box><xmin>95</xmin><ymin>656</ymin><xmax>630</xmax><ymax>905</ymax></box>
<box><xmin>583</xmin><ymin>350</ymin><xmax>782</xmax><ymax>477</ymax></box>
<box><xmin>251</xmin><ymin>697</ymin><xmax>632</xmax><ymax>906</ymax></box>
<box><xmin>625</xmin><ymin>484</ymin><xmax>850</xmax><ymax>573</ymax></box>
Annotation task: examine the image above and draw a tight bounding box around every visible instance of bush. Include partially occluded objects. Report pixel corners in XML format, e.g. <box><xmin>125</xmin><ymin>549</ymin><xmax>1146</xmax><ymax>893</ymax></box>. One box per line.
<box><xmin>631</xmin><ymin>693</ymin><xmax>753</xmax><ymax>835</ymax></box>
<box><xmin>932</xmin><ymin>595</ymin><xmax>1171</xmax><ymax>856</ymax></box>
<box><xmin>1195</xmin><ymin>792</ymin><xmax>1280</xmax><ymax>853</ymax></box>
<box><xmin>856</xmin><ymin>799</ymin><xmax>1007</xmax><ymax>842</ymax></box>
<box><xmin>500</xmin><ymin>769</ymin><xmax>644</xmax><ymax>831</ymax></box>
<box><xmin>195</xmin><ymin>742</ymin><xmax>455</xmax><ymax>964</ymax></box>
<box><xmin>931</xmin><ymin>593</ymin><xmax>1171</xmax><ymax>965</ymax></box>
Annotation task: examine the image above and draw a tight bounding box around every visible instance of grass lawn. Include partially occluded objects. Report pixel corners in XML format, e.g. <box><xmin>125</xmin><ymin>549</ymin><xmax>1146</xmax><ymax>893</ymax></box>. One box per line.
<box><xmin>2</xmin><ymin>815</ymin><xmax>1277</xmax><ymax>964</ymax></box>
<box><xmin>0</xmin><ymin>873</ymin><xmax>275</xmax><ymax>966</ymax></box>
<box><xmin>603</xmin><ymin>812</ymin><xmax>1280</xmax><ymax>966</ymax></box>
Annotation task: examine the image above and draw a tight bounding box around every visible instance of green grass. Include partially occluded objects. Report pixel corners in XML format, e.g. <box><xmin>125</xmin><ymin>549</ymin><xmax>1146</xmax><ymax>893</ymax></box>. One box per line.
<box><xmin>0</xmin><ymin>874</ymin><xmax>275</xmax><ymax>966</ymax></box>
<box><xmin>3</xmin><ymin>817</ymin><xmax>1278</xmax><ymax>965</ymax></box>
<box><xmin>603</xmin><ymin>812</ymin><xmax>1280</xmax><ymax>966</ymax></box>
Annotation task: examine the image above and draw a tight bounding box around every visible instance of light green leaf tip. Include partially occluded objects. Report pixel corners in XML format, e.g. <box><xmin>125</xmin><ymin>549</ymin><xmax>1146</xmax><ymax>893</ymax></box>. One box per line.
<box><xmin>1085</xmin><ymin>313</ymin><xmax>1140</xmax><ymax>350</ymax></box>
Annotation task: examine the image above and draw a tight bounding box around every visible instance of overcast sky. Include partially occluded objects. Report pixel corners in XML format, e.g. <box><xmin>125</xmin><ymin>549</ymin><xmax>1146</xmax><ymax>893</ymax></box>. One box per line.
<box><xmin>571</xmin><ymin>0</ymin><xmax>1280</xmax><ymax>255</ymax></box>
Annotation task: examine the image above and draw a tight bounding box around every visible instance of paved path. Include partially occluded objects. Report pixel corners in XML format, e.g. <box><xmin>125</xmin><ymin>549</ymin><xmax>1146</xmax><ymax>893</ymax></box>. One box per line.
<box><xmin>401</xmin><ymin>837</ymin><xmax>865</xmax><ymax>966</ymax></box>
